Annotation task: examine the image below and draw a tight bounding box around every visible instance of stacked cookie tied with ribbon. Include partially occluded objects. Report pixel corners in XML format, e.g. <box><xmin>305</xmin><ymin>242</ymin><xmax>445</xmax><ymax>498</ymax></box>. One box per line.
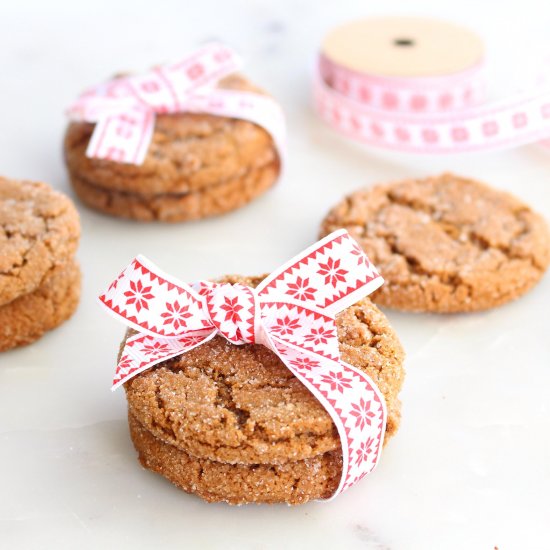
<box><xmin>100</xmin><ymin>231</ymin><xmax>405</xmax><ymax>504</ymax></box>
<box><xmin>0</xmin><ymin>178</ymin><xmax>81</xmax><ymax>351</ymax></box>
<box><xmin>64</xmin><ymin>43</ymin><xmax>285</xmax><ymax>222</ymax></box>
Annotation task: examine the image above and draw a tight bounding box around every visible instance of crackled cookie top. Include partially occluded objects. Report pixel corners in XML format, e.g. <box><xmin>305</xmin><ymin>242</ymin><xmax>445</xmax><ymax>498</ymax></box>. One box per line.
<box><xmin>0</xmin><ymin>178</ymin><xmax>80</xmax><ymax>306</ymax></box>
<box><xmin>321</xmin><ymin>173</ymin><xmax>550</xmax><ymax>312</ymax></box>
<box><xmin>64</xmin><ymin>74</ymin><xmax>279</xmax><ymax>196</ymax></box>
<box><xmin>124</xmin><ymin>275</ymin><xmax>404</xmax><ymax>465</ymax></box>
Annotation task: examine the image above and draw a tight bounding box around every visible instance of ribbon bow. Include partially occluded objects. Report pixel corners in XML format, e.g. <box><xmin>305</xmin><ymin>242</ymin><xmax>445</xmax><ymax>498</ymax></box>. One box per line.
<box><xmin>67</xmin><ymin>42</ymin><xmax>285</xmax><ymax>165</ymax></box>
<box><xmin>99</xmin><ymin>230</ymin><xmax>386</xmax><ymax>498</ymax></box>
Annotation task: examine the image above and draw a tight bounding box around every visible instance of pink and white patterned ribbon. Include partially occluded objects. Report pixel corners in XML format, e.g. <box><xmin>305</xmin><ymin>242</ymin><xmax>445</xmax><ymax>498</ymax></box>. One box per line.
<box><xmin>99</xmin><ymin>230</ymin><xmax>386</xmax><ymax>499</ymax></box>
<box><xmin>314</xmin><ymin>52</ymin><xmax>550</xmax><ymax>153</ymax></box>
<box><xmin>67</xmin><ymin>42</ymin><xmax>285</xmax><ymax>165</ymax></box>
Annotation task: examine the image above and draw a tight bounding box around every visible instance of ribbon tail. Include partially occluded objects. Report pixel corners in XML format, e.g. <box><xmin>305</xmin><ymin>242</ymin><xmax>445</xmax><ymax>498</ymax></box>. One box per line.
<box><xmin>266</xmin><ymin>333</ymin><xmax>387</xmax><ymax>500</ymax></box>
<box><xmin>86</xmin><ymin>107</ymin><xmax>154</xmax><ymax>165</ymax></box>
<box><xmin>113</xmin><ymin>329</ymin><xmax>216</xmax><ymax>390</ymax></box>
<box><xmin>161</xmin><ymin>42</ymin><xmax>243</xmax><ymax>98</ymax></box>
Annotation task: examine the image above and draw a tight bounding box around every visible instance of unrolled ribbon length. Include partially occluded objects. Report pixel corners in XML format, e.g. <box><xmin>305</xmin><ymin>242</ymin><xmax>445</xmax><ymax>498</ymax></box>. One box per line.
<box><xmin>99</xmin><ymin>230</ymin><xmax>387</xmax><ymax>499</ymax></box>
<box><xmin>315</xmin><ymin>45</ymin><xmax>550</xmax><ymax>154</ymax></box>
<box><xmin>67</xmin><ymin>43</ymin><xmax>285</xmax><ymax>165</ymax></box>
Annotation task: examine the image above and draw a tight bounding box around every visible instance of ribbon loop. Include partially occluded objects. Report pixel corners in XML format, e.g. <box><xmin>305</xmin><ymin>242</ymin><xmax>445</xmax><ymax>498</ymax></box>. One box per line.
<box><xmin>256</xmin><ymin>229</ymin><xmax>384</xmax><ymax>314</ymax></box>
<box><xmin>99</xmin><ymin>256</ymin><xmax>213</xmax><ymax>339</ymax></box>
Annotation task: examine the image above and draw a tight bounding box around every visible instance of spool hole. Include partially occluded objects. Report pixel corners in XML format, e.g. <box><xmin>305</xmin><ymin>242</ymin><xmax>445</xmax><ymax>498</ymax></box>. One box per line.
<box><xmin>393</xmin><ymin>37</ymin><xmax>415</xmax><ymax>47</ymax></box>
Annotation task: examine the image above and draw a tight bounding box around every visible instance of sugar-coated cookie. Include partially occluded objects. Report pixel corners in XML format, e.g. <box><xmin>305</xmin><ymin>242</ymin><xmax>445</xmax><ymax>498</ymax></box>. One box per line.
<box><xmin>321</xmin><ymin>173</ymin><xmax>550</xmax><ymax>312</ymax></box>
<box><xmin>0</xmin><ymin>178</ymin><xmax>79</xmax><ymax>305</ymax></box>
<box><xmin>0</xmin><ymin>261</ymin><xmax>81</xmax><ymax>351</ymax></box>
<box><xmin>0</xmin><ymin>178</ymin><xmax>81</xmax><ymax>350</ymax></box>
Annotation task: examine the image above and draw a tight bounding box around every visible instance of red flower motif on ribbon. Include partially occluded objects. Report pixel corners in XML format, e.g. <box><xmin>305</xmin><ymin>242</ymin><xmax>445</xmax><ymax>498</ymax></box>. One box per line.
<box><xmin>350</xmin><ymin>244</ymin><xmax>369</xmax><ymax>268</ymax></box>
<box><xmin>219</xmin><ymin>296</ymin><xmax>244</xmax><ymax>324</ymax></box>
<box><xmin>289</xmin><ymin>356</ymin><xmax>320</xmax><ymax>371</ymax></box>
<box><xmin>317</xmin><ymin>258</ymin><xmax>348</xmax><ymax>287</ymax></box>
<box><xmin>320</xmin><ymin>370</ymin><xmax>353</xmax><ymax>393</ymax></box>
<box><xmin>304</xmin><ymin>325</ymin><xmax>336</xmax><ymax>346</ymax></box>
<box><xmin>177</xmin><ymin>335</ymin><xmax>204</xmax><ymax>348</ymax></box>
<box><xmin>161</xmin><ymin>300</ymin><xmax>192</xmax><ymax>330</ymax></box>
<box><xmin>451</xmin><ymin>127</ymin><xmax>469</xmax><ymax>142</ymax></box>
<box><xmin>187</xmin><ymin>63</ymin><xmax>205</xmax><ymax>80</ymax></box>
<box><xmin>271</xmin><ymin>315</ymin><xmax>301</xmax><ymax>336</ymax></box>
<box><xmin>108</xmin><ymin>272</ymin><xmax>125</xmax><ymax>291</ymax></box>
<box><xmin>355</xmin><ymin>437</ymin><xmax>375</xmax><ymax>466</ymax></box>
<box><xmin>124</xmin><ymin>279</ymin><xmax>154</xmax><ymax>312</ymax></box>
<box><xmin>140</xmin><ymin>341</ymin><xmax>171</xmax><ymax>357</ymax></box>
<box><xmin>117</xmin><ymin>355</ymin><xmax>133</xmax><ymax>372</ymax></box>
<box><xmin>349</xmin><ymin>397</ymin><xmax>376</xmax><ymax>430</ymax></box>
<box><xmin>286</xmin><ymin>276</ymin><xmax>317</xmax><ymax>301</ymax></box>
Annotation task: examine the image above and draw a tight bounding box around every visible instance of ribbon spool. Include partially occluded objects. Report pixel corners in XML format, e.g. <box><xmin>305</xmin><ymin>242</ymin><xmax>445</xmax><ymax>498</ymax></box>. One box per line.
<box><xmin>314</xmin><ymin>17</ymin><xmax>550</xmax><ymax>153</ymax></box>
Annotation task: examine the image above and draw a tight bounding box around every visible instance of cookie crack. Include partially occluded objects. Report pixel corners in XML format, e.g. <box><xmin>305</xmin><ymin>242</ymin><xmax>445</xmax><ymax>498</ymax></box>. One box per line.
<box><xmin>151</xmin><ymin>379</ymin><xmax>178</xmax><ymax>441</ymax></box>
<box><xmin>386</xmin><ymin>191</ymin><xmax>542</xmax><ymax>270</ymax></box>
<box><xmin>385</xmin><ymin>237</ymin><xmax>475</xmax><ymax>300</ymax></box>
<box><xmin>213</xmin><ymin>372</ymin><xmax>251</xmax><ymax>429</ymax></box>
<box><xmin>0</xmin><ymin>203</ymin><xmax>75</xmax><ymax>277</ymax></box>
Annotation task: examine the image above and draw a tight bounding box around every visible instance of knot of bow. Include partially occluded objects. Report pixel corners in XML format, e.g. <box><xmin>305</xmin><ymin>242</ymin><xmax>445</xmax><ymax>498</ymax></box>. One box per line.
<box><xmin>100</xmin><ymin>230</ymin><xmax>387</xmax><ymax>499</ymax></box>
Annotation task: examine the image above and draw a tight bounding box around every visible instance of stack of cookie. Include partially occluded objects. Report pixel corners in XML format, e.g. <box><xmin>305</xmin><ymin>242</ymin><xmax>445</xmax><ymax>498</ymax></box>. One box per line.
<box><xmin>123</xmin><ymin>276</ymin><xmax>405</xmax><ymax>505</ymax></box>
<box><xmin>64</xmin><ymin>75</ymin><xmax>281</xmax><ymax>223</ymax></box>
<box><xmin>0</xmin><ymin>178</ymin><xmax>81</xmax><ymax>351</ymax></box>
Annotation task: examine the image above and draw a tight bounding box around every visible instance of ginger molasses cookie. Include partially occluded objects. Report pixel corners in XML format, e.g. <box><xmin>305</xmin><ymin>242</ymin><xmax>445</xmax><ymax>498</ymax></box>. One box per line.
<box><xmin>123</xmin><ymin>277</ymin><xmax>404</xmax><ymax>505</ymax></box>
<box><xmin>128</xmin><ymin>412</ymin><xmax>343</xmax><ymax>505</ymax></box>
<box><xmin>321</xmin><ymin>173</ymin><xmax>550</xmax><ymax>312</ymax></box>
<box><xmin>0</xmin><ymin>178</ymin><xmax>79</xmax><ymax>305</ymax></box>
<box><xmin>0</xmin><ymin>177</ymin><xmax>81</xmax><ymax>351</ymax></box>
<box><xmin>0</xmin><ymin>261</ymin><xmax>81</xmax><ymax>352</ymax></box>
<box><xmin>65</xmin><ymin>44</ymin><xmax>284</xmax><ymax>222</ymax></box>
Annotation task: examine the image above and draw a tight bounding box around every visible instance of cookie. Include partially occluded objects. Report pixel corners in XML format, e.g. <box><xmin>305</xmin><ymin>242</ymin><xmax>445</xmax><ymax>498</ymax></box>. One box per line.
<box><xmin>123</xmin><ymin>275</ymin><xmax>405</xmax><ymax>504</ymax></box>
<box><xmin>0</xmin><ymin>260</ymin><xmax>81</xmax><ymax>352</ymax></box>
<box><xmin>320</xmin><ymin>173</ymin><xmax>550</xmax><ymax>312</ymax></box>
<box><xmin>0</xmin><ymin>177</ymin><xmax>81</xmax><ymax>350</ymax></box>
<box><xmin>0</xmin><ymin>178</ymin><xmax>80</xmax><ymax>306</ymax></box>
<box><xmin>129</xmin><ymin>412</ymin><xmax>342</xmax><ymax>505</ymax></box>
<box><xmin>68</xmin><ymin>158</ymin><xmax>278</xmax><ymax>222</ymax></box>
<box><xmin>64</xmin><ymin>75</ymin><xmax>281</xmax><ymax>222</ymax></box>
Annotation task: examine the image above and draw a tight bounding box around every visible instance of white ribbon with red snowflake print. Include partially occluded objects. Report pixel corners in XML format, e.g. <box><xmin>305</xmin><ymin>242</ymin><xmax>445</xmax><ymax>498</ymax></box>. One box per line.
<box><xmin>99</xmin><ymin>230</ymin><xmax>386</xmax><ymax>499</ymax></box>
<box><xmin>67</xmin><ymin>42</ymin><xmax>285</xmax><ymax>165</ymax></box>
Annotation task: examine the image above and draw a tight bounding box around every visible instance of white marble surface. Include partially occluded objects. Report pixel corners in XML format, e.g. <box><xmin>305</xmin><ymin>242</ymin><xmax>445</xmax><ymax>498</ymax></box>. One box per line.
<box><xmin>1</xmin><ymin>1</ymin><xmax>550</xmax><ymax>549</ymax></box>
